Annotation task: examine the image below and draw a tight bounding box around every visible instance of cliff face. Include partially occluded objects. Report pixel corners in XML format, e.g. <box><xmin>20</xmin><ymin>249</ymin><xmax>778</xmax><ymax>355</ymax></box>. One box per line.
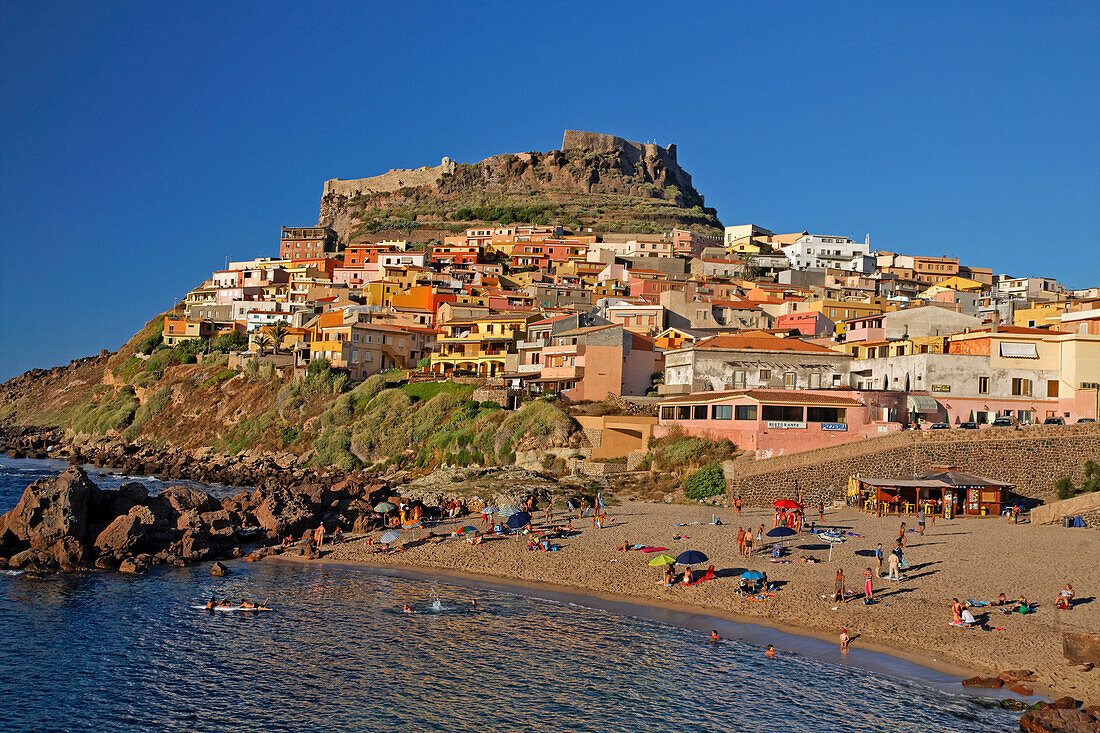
<box><xmin>318</xmin><ymin>130</ymin><xmax>722</xmax><ymax>242</ymax></box>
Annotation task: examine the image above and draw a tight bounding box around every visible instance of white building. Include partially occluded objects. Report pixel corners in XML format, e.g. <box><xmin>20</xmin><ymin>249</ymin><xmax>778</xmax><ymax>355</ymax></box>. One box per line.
<box><xmin>784</xmin><ymin>234</ymin><xmax>871</xmax><ymax>273</ymax></box>
<box><xmin>995</xmin><ymin>276</ymin><xmax>1066</xmax><ymax>303</ymax></box>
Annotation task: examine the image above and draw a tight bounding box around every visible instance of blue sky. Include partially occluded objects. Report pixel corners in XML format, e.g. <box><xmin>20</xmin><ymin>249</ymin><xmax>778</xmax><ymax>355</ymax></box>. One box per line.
<box><xmin>1</xmin><ymin>1</ymin><xmax>1097</xmax><ymax>379</ymax></box>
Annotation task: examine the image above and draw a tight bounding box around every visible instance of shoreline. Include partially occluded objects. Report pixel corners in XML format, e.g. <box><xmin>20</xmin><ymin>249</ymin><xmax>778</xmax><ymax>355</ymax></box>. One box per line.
<box><xmin>268</xmin><ymin>552</ymin><xmax>986</xmax><ymax>685</ymax></box>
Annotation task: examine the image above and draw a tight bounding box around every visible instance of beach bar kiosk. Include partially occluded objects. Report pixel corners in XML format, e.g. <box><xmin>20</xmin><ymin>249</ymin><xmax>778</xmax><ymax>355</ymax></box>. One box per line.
<box><xmin>854</xmin><ymin>468</ymin><xmax>1012</xmax><ymax>516</ymax></box>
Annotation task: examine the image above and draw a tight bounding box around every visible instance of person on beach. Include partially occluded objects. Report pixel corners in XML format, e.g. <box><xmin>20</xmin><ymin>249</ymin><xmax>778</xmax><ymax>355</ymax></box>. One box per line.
<box><xmin>745</xmin><ymin>531</ymin><xmax>754</xmax><ymax>560</ymax></box>
<box><xmin>545</xmin><ymin>504</ymin><xmax>553</xmax><ymax>523</ymax></box>
<box><xmin>951</xmin><ymin>598</ymin><xmax>964</xmax><ymax>623</ymax></box>
<box><xmin>765</xmin><ymin>645</ymin><xmax>775</xmax><ymax>658</ymax></box>
<box><xmin>735</xmin><ymin>496</ymin><xmax>742</xmax><ymax>517</ymax></box>
<box><xmin>917</xmin><ymin>506</ymin><xmax>926</xmax><ymax>536</ymax></box>
<box><xmin>834</xmin><ymin>569</ymin><xmax>846</xmax><ymax>602</ymax></box>
<box><xmin>874</xmin><ymin>543</ymin><xmax>884</xmax><ymax>578</ymax></box>
<box><xmin>332</xmin><ymin>527</ymin><xmax>343</xmax><ymax>545</ymax></box>
<box><xmin>737</xmin><ymin>527</ymin><xmax>746</xmax><ymax>557</ymax></box>
<box><xmin>1055</xmin><ymin>584</ymin><xmax>1075</xmax><ymax>610</ymax></box>
<box><xmin>683</xmin><ymin>566</ymin><xmax>695</xmax><ymax>585</ymax></box>
<box><xmin>757</xmin><ymin>525</ymin><xmax>764</xmax><ymax>548</ymax></box>
<box><xmin>818</xmin><ymin>502</ymin><xmax>825</xmax><ymax>522</ymax></box>
<box><xmin>314</xmin><ymin>523</ymin><xmax>325</xmax><ymax>549</ymax></box>
<box><xmin>863</xmin><ymin>568</ymin><xmax>873</xmax><ymax>602</ymax></box>
<box><xmin>710</xmin><ymin>630</ymin><xmax>720</xmax><ymax>642</ymax></box>
<box><xmin>656</xmin><ymin>564</ymin><xmax>676</xmax><ymax>586</ymax></box>
<box><xmin>992</xmin><ymin>592</ymin><xmax>1008</xmax><ymax>607</ymax></box>
<box><xmin>840</xmin><ymin>628</ymin><xmax>849</xmax><ymax>649</ymax></box>
<box><xmin>887</xmin><ymin>545</ymin><xmax>902</xmax><ymax>581</ymax></box>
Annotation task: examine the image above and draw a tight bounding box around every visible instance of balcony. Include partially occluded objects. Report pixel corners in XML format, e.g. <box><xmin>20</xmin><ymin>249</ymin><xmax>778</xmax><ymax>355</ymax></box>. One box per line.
<box><xmin>541</xmin><ymin>364</ymin><xmax>583</xmax><ymax>380</ymax></box>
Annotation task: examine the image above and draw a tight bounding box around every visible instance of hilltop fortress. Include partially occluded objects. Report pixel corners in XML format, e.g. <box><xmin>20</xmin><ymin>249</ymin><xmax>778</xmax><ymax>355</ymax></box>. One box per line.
<box><xmin>322</xmin><ymin>130</ymin><xmax>692</xmax><ymax>199</ymax></box>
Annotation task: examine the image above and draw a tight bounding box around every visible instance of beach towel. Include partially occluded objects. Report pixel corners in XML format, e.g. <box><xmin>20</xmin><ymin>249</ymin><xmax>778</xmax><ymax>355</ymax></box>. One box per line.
<box><xmin>640</xmin><ymin>547</ymin><xmax>670</xmax><ymax>553</ymax></box>
<box><xmin>769</xmin><ymin>559</ymin><xmax>792</xmax><ymax>564</ymax></box>
<box><xmin>949</xmin><ymin>620</ymin><xmax>976</xmax><ymax>628</ymax></box>
<box><xmin>966</xmin><ymin>599</ymin><xmax>989</xmax><ymax>607</ymax></box>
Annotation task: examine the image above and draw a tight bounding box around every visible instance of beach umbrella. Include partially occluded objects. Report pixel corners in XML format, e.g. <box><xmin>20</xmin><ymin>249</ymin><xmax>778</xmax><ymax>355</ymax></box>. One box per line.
<box><xmin>374</xmin><ymin>502</ymin><xmax>396</xmax><ymax>513</ymax></box>
<box><xmin>818</xmin><ymin>531</ymin><xmax>846</xmax><ymax>561</ymax></box>
<box><xmin>496</xmin><ymin>507</ymin><xmax>519</xmax><ymax>518</ymax></box>
<box><xmin>767</xmin><ymin>526</ymin><xmax>796</xmax><ymax>538</ymax></box>
<box><xmin>772</xmin><ymin>499</ymin><xmax>802</xmax><ymax>510</ymax></box>
<box><xmin>481</xmin><ymin>506</ymin><xmax>498</xmax><ymax>515</ymax></box>
<box><xmin>676</xmin><ymin>550</ymin><xmax>708</xmax><ymax>566</ymax></box>
<box><xmin>458</xmin><ymin>525</ymin><xmax>479</xmax><ymax>535</ymax></box>
<box><xmin>741</xmin><ymin>570</ymin><xmax>765</xmax><ymax>580</ymax></box>
<box><xmin>379</xmin><ymin>530</ymin><xmax>400</xmax><ymax>544</ymax></box>
<box><xmin>648</xmin><ymin>554</ymin><xmax>677</xmax><ymax>567</ymax></box>
<box><xmin>505</xmin><ymin>511</ymin><xmax>531</xmax><ymax>529</ymax></box>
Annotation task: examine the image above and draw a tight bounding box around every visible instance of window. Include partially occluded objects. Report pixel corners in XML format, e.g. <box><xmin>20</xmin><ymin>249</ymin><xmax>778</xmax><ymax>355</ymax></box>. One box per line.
<box><xmin>1011</xmin><ymin>378</ymin><xmax>1032</xmax><ymax>396</ymax></box>
<box><xmin>675</xmin><ymin>406</ymin><xmax>691</xmax><ymax>420</ymax></box>
<box><xmin>809</xmin><ymin>373</ymin><xmax>821</xmax><ymax>388</ymax></box>
<box><xmin>712</xmin><ymin>405</ymin><xmax>733</xmax><ymax>420</ymax></box>
<box><xmin>762</xmin><ymin>405</ymin><xmax>803</xmax><ymax>421</ymax></box>
<box><xmin>1047</xmin><ymin>380</ymin><xmax>1059</xmax><ymax>398</ymax></box>
<box><xmin>807</xmin><ymin>406</ymin><xmax>846</xmax><ymax>423</ymax></box>
<box><xmin>660</xmin><ymin>406</ymin><xmax>674</xmax><ymax>420</ymax></box>
<box><xmin>692</xmin><ymin>405</ymin><xmax>707</xmax><ymax>420</ymax></box>
<box><xmin>783</xmin><ymin>372</ymin><xmax>796</xmax><ymax>388</ymax></box>
<box><xmin>978</xmin><ymin>376</ymin><xmax>989</xmax><ymax>394</ymax></box>
<box><xmin>760</xmin><ymin>369</ymin><xmax>772</xmax><ymax>380</ymax></box>
<box><xmin>351</xmin><ymin>349</ymin><xmax>359</xmax><ymax>361</ymax></box>
<box><xmin>735</xmin><ymin>404</ymin><xmax>758</xmax><ymax>421</ymax></box>
<box><xmin>364</xmin><ymin>351</ymin><xmax>372</xmax><ymax>363</ymax></box>
<box><xmin>733</xmin><ymin>370</ymin><xmax>746</xmax><ymax>389</ymax></box>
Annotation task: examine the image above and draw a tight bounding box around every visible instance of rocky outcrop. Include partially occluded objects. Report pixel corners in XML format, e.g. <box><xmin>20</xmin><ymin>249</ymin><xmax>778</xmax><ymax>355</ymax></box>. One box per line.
<box><xmin>0</xmin><ymin>463</ymin><xmax>392</xmax><ymax>573</ymax></box>
<box><xmin>1018</xmin><ymin>700</ymin><xmax>1099</xmax><ymax>733</ymax></box>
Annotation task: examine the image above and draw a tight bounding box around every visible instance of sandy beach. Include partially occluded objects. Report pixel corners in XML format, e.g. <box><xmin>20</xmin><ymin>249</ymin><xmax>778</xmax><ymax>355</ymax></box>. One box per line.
<box><xmin>296</xmin><ymin>501</ymin><xmax>1099</xmax><ymax>702</ymax></box>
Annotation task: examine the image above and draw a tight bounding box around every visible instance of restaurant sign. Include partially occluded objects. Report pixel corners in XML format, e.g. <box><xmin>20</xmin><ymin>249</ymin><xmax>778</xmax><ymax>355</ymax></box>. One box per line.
<box><xmin>820</xmin><ymin>423</ymin><xmax>848</xmax><ymax>431</ymax></box>
<box><xmin>931</xmin><ymin>384</ymin><xmax>951</xmax><ymax>393</ymax></box>
<box><xmin>767</xmin><ymin>421</ymin><xmax>806</xmax><ymax>429</ymax></box>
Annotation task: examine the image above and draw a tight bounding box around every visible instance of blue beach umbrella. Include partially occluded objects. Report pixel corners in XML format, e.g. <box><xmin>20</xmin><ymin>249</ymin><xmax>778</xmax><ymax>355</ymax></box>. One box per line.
<box><xmin>374</xmin><ymin>502</ymin><xmax>396</xmax><ymax>513</ymax></box>
<box><xmin>505</xmin><ymin>511</ymin><xmax>531</xmax><ymax>529</ymax></box>
<box><xmin>379</xmin><ymin>530</ymin><xmax>400</xmax><ymax>544</ymax></box>
<box><xmin>496</xmin><ymin>507</ymin><xmax>519</xmax><ymax>518</ymax></box>
<box><xmin>481</xmin><ymin>506</ymin><xmax>498</xmax><ymax>514</ymax></box>
<box><xmin>767</xmin><ymin>526</ymin><xmax>796</xmax><ymax>538</ymax></box>
<box><xmin>676</xmin><ymin>550</ymin><xmax>708</xmax><ymax>566</ymax></box>
<box><xmin>741</xmin><ymin>571</ymin><xmax>765</xmax><ymax>580</ymax></box>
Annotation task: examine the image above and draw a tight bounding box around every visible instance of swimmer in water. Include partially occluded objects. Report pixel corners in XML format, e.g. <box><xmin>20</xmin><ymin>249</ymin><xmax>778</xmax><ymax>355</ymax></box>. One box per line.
<box><xmin>765</xmin><ymin>645</ymin><xmax>775</xmax><ymax>658</ymax></box>
<box><xmin>470</xmin><ymin>600</ymin><xmax>477</xmax><ymax>609</ymax></box>
<box><xmin>216</xmin><ymin>599</ymin><xmax>233</xmax><ymax>608</ymax></box>
<box><xmin>204</xmin><ymin>596</ymin><xmax>216</xmax><ymax>611</ymax></box>
<box><xmin>403</xmin><ymin>604</ymin><xmax>412</xmax><ymax>613</ymax></box>
<box><xmin>710</xmin><ymin>630</ymin><xmax>720</xmax><ymax>642</ymax></box>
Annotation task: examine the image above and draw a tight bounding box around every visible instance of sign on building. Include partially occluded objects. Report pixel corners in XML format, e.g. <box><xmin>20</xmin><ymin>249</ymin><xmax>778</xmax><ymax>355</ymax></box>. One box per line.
<box><xmin>931</xmin><ymin>384</ymin><xmax>951</xmax><ymax>393</ymax></box>
<box><xmin>767</xmin><ymin>421</ymin><xmax>807</xmax><ymax>429</ymax></box>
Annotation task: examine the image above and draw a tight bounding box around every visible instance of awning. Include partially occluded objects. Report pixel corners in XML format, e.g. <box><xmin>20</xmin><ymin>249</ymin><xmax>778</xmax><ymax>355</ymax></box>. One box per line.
<box><xmin>999</xmin><ymin>342</ymin><xmax>1038</xmax><ymax>359</ymax></box>
<box><xmin>906</xmin><ymin>395</ymin><xmax>940</xmax><ymax>412</ymax></box>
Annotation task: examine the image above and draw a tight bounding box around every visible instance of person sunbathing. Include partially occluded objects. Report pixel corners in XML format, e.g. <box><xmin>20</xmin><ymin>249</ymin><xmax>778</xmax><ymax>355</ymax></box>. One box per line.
<box><xmin>683</xmin><ymin>566</ymin><xmax>695</xmax><ymax>585</ymax></box>
<box><xmin>1055</xmin><ymin>584</ymin><xmax>1075</xmax><ymax>610</ymax></box>
<box><xmin>616</xmin><ymin>541</ymin><xmax>631</xmax><ymax>551</ymax></box>
<box><xmin>991</xmin><ymin>592</ymin><xmax>1008</xmax><ymax>607</ymax></box>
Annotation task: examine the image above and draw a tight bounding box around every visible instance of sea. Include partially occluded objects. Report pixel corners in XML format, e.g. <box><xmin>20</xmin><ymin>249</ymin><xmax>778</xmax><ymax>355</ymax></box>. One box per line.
<box><xmin>0</xmin><ymin>456</ymin><xmax>1023</xmax><ymax>732</ymax></box>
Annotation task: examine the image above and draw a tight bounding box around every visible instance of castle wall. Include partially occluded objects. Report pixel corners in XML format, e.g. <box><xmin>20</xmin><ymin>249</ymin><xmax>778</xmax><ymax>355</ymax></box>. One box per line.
<box><xmin>323</xmin><ymin>157</ymin><xmax>456</xmax><ymax>197</ymax></box>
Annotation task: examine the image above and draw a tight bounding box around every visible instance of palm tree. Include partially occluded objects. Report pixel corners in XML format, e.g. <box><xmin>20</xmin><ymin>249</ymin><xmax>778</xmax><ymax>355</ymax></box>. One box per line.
<box><xmin>269</xmin><ymin>323</ymin><xmax>289</xmax><ymax>355</ymax></box>
<box><xmin>253</xmin><ymin>334</ymin><xmax>273</xmax><ymax>356</ymax></box>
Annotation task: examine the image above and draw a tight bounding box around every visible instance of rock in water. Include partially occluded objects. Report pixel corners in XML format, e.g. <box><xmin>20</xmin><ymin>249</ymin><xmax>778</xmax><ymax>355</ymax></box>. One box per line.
<box><xmin>1018</xmin><ymin>707</ymin><xmax>1099</xmax><ymax>733</ymax></box>
<box><xmin>0</xmin><ymin>466</ymin><xmax>101</xmax><ymax>569</ymax></box>
<box><xmin>93</xmin><ymin>505</ymin><xmax>156</xmax><ymax>562</ymax></box>
<box><xmin>210</xmin><ymin>561</ymin><xmax>228</xmax><ymax>577</ymax></box>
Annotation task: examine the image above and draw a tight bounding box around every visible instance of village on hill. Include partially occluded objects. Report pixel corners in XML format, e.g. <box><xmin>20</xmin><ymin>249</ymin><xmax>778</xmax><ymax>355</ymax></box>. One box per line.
<box><xmin>169</xmin><ymin>218</ymin><xmax>1100</xmax><ymax>464</ymax></box>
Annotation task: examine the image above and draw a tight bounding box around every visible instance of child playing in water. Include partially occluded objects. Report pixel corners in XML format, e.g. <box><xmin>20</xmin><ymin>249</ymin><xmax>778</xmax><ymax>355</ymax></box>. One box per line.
<box><xmin>840</xmin><ymin>629</ymin><xmax>849</xmax><ymax>649</ymax></box>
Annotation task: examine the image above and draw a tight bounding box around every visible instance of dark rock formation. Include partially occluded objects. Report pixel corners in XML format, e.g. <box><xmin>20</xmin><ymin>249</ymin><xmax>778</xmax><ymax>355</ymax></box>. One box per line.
<box><xmin>210</xmin><ymin>561</ymin><xmax>228</xmax><ymax>577</ymax></box>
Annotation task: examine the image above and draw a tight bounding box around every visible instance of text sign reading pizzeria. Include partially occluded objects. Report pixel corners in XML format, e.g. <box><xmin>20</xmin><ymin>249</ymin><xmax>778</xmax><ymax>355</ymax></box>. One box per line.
<box><xmin>820</xmin><ymin>423</ymin><xmax>848</xmax><ymax>431</ymax></box>
<box><xmin>767</xmin><ymin>421</ymin><xmax>806</xmax><ymax>429</ymax></box>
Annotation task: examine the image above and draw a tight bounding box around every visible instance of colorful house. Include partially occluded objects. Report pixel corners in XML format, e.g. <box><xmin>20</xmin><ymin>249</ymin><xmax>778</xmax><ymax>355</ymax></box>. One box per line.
<box><xmin>429</xmin><ymin>312</ymin><xmax>540</xmax><ymax>377</ymax></box>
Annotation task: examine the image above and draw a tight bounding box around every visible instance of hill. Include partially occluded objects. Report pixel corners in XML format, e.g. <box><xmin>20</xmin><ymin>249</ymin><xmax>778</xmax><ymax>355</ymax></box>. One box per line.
<box><xmin>318</xmin><ymin>130</ymin><xmax>723</xmax><ymax>242</ymax></box>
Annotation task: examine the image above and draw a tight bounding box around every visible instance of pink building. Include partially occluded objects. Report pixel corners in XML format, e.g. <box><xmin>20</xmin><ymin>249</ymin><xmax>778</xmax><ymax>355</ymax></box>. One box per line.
<box><xmin>774</xmin><ymin>311</ymin><xmax>836</xmax><ymax>337</ymax></box>
<box><xmin>656</xmin><ymin>388</ymin><xmax>903</xmax><ymax>459</ymax></box>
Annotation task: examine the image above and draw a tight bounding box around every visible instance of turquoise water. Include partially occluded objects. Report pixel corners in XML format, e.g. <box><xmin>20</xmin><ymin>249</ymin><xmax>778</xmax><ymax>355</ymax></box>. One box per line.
<box><xmin>0</xmin><ymin>457</ymin><xmax>1021</xmax><ymax>732</ymax></box>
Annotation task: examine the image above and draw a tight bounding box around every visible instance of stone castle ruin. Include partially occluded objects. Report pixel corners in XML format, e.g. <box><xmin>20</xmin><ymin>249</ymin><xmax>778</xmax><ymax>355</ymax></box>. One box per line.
<box><xmin>322</xmin><ymin>130</ymin><xmax>691</xmax><ymax>199</ymax></box>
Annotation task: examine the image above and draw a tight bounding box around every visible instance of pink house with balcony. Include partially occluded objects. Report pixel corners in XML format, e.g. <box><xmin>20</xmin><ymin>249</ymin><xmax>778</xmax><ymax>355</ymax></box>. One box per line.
<box><xmin>527</xmin><ymin>323</ymin><xmax>661</xmax><ymax>401</ymax></box>
<box><xmin>656</xmin><ymin>388</ymin><xmax>903</xmax><ymax>459</ymax></box>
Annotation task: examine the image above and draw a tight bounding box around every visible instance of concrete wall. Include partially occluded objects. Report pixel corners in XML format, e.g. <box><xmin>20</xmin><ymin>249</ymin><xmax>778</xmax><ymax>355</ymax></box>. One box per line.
<box><xmin>723</xmin><ymin>424</ymin><xmax>1100</xmax><ymax>507</ymax></box>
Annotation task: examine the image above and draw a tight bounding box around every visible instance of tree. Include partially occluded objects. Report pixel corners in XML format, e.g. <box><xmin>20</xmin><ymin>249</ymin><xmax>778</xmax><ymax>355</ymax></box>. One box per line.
<box><xmin>739</xmin><ymin>253</ymin><xmax>765</xmax><ymax>281</ymax></box>
<box><xmin>253</xmin><ymin>334</ymin><xmax>273</xmax><ymax>356</ymax></box>
<box><xmin>269</xmin><ymin>323</ymin><xmax>289</xmax><ymax>355</ymax></box>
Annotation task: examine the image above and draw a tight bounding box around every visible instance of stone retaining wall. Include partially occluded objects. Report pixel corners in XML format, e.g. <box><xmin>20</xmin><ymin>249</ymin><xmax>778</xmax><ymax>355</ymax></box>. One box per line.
<box><xmin>724</xmin><ymin>425</ymin><xmax>1100</xmax><ymax>507</ymax></box>
<box><xmin>1030</xmin><ymin>491</ymin><xmax>1100</xmax><ymax>525</ymax></box>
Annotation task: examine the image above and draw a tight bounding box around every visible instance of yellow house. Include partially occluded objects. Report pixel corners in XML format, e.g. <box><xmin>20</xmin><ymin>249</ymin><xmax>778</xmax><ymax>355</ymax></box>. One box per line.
<box><xmin>918</xmin><ymin>276</ymin><xmax>985</xmax><ymax>299</ymax></box>
<box><xmin>725</xmin><ymin>239</ymin><xmax>764</xmax><ymax>256</ymax></box>
<box><xmin>429</xmin><ymin>312</ymin><xmax>539</xmax><ymax>377</ymax></box>
<box><xmin>1014</xmin><ymin>301</ymin><xmax>1074</xmax><ymax>329</ymax></box>
<box><xmin>804</xmin><ymin>298</ymin><xmax>894</xmax><ymax>334</ymax></box>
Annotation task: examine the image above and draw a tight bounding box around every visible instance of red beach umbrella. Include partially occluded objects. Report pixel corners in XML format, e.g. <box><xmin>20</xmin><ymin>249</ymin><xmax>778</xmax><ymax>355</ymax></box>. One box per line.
<box><xmin>772</xmin><ymin>499</ymin><xmax>802</xmax><ymax>510</ymax></box>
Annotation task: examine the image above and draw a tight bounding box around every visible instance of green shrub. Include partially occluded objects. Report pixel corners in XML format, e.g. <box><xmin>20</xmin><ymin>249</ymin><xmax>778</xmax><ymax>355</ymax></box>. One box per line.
<box><xmin>198</xmin><ymin>368</ymin><xmax>237</xmax><ymax>389</ymax></box>
<box><xmin>124</xmin><ymin>386</ymin><xmax>172</xmax><ymax>438</ymax></box>
<box><xmin>684</xmin><ymin>462</ymin><xmax>726</xmax><ymax>500</ymax></box>
<box><xmin>72</xmin><ymin>387</ymin><xmax>139</xmax><ymax>435</ymax></box>
<box><xmin>135</xmin><ymin>330</ymin><xmax>163</xmax><ymax>356</ymax></box>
